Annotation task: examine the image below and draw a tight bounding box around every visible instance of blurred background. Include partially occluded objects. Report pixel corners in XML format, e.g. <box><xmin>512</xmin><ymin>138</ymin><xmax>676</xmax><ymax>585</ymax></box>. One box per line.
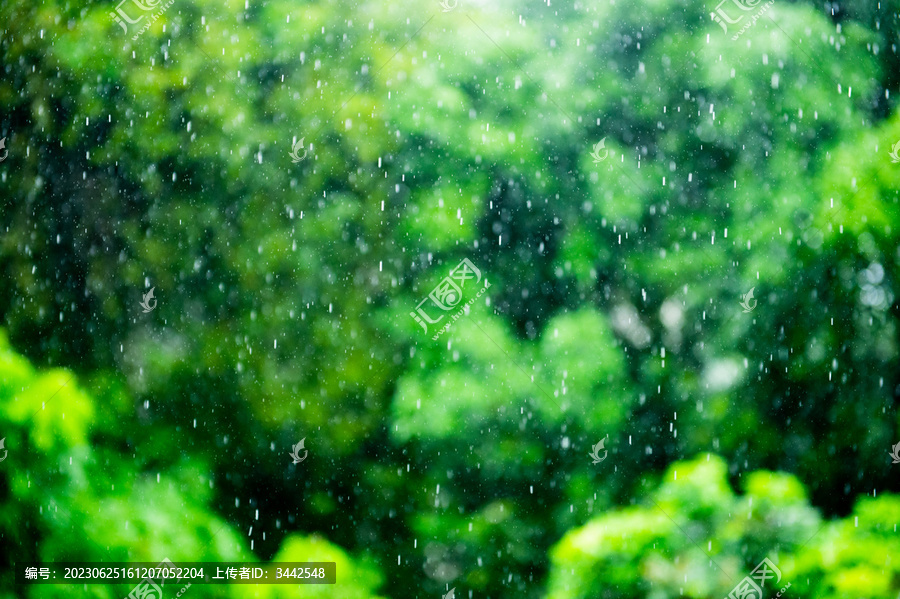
<box><xmin>1</xmin><ymin>0</ymin><xmax>900</xmax><ymax>596</ymax></box>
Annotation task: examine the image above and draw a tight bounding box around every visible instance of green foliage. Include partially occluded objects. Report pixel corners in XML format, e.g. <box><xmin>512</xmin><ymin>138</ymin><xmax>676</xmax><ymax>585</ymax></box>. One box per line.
<box><xmin>2</xmin><ymin>0</ymin><xmax>900</xmax><ymax>596</ymax></box>
<box><xmin>547</xmin><ymin>455</ymin><xmax>900</xmax><ymax>598</ymax></box>
<box><xmin>234</xmin><ymin>535</ymin><xmax>386</xmax><ymax>599</ymax></box>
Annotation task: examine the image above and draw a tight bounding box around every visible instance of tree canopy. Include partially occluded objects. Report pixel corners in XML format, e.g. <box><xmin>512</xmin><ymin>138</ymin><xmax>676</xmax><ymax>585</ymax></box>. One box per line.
<box><xmin>1</xmin><ymin>0</ymin><xmax>900</xmax><ymax>596</ymax></box>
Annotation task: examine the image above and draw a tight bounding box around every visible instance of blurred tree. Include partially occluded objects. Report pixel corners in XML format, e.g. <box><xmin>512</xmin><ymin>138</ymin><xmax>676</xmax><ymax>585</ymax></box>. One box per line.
<box><xmin>1</xmin><ymin>0</ymin><xmax>900</xmax><ymax>597</ymax></box>
<box><xmin>546</xmin><ymin>455</ymin><xmax>900</xmax><ymax>598</ymax></box>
